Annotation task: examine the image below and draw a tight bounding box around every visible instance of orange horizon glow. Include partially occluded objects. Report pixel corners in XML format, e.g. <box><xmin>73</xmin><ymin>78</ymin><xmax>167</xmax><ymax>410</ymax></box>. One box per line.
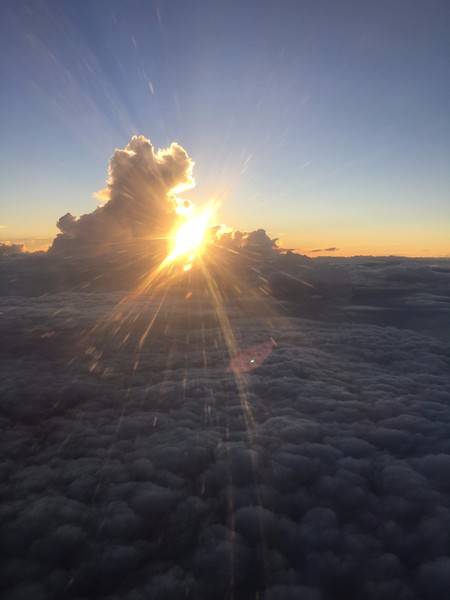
<box><xmin>1</xmin><ymin>220</ymin><xmax>449</xmax><ymax>260</ymax></box>
<box><xmin>1</xmin><ymin>237</ymin><xmax>449</xmax><ymax>259</ymax></box>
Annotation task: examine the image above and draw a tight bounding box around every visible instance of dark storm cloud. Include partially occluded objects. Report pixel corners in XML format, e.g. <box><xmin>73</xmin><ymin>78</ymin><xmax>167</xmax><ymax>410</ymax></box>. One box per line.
<box><xmin>49</xmin><ymin>136</ymin><xmax>194</xmax><ymax>257</ymax></box>
<box><xmin>1</xmin><ymin>290</ymin><xmax>450</xmax><ymax>599</ymax></box>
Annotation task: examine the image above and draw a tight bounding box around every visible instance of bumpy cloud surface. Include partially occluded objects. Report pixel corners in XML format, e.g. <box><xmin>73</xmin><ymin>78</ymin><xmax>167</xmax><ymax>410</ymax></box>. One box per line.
<box><xmin>50</xmin><ymin>136</ymin><xmax>194</xmax><ymax>256</ymax></box>
<box><xmin>1</xmin><ymin>280</ymin><xmax>450</xmax><ymax>599</ymax></box>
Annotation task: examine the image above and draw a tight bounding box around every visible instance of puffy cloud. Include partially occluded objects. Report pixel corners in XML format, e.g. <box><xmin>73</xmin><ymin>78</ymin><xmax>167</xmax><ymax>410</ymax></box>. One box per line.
<box><xmin>418</xmin><ymin>557</ymin><xmax>450</xmax><ymax>600</ymax></box>
<box><xmin>0</xmin><ymin>288</ymin><xmax>450</xmax><ymax>598</ymax></box>
<box><xmin>215</xmin><ymin>227</ymin><xmax>279</xmax><ymax>260</ymax></box>
<box><xmin>2</xmin><ymin>136</ymin><xmax>450</xmax><ymax>598</ymax></box>
<box><xmin>2</xmin><ymin>132</ymin><xmax>356</xmax><ymax>309</ymax></box>
<box><xmin>50</xmin><ymin>136</ymin><xmax>194</xmax><ymax>257</ymax></box>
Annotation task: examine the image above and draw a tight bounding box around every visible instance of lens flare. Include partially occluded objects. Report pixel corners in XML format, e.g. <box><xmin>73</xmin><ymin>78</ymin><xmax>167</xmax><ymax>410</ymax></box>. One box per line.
<box><xmin>167</xmin><ymin>201</ymin><xmax>216</xmax><ymax>264</ymax></box>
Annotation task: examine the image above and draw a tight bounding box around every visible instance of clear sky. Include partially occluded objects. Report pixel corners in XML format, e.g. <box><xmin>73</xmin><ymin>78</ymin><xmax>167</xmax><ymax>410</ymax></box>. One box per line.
<box><xmin>1</xmin><ymin>0</ymin><xmax>449</xmax><ymax>256</ymax></box>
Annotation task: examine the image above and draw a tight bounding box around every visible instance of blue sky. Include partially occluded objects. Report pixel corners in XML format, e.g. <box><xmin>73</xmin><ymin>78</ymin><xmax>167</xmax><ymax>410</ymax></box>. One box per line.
<box><xmin>1</xmin><ymin>0</ymin><xmax>449</xmax><ymax>255</ymax></box>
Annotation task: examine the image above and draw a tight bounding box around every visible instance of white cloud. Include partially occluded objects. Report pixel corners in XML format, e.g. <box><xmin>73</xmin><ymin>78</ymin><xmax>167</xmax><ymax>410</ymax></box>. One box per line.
<box><xmin>50</xmin><ymin>135</ymin><xmax>194</xmax><ymax>257</ymax></box>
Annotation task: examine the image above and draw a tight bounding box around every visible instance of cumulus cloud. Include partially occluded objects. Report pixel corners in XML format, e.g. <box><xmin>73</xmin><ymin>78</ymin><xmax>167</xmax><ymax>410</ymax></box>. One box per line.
<box><xmin>2</xmin><ymin>136</ymin><xmax>450</xmax><ymax>598</ymax></box>
<box><xmin>215</xmin><ymin>228</ymin><xmax>279</xmax><ymax>258</ymax></box>
<box><xmin>50</xmin><ymin>136</ymin><xmax>194</xmax><ymax>257</ymax></box>
<box><xmin>0</xmin><ymin>134</ymin><xmax>355</xmax><ymax>310</ymax></box>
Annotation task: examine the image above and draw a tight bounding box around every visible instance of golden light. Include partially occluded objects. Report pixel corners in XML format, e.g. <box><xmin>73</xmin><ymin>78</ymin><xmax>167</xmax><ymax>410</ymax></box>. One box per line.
<box><xmin>167</xmin><ymin>201</ymin><xmax>216</xmax><ymax>265</ymax></box>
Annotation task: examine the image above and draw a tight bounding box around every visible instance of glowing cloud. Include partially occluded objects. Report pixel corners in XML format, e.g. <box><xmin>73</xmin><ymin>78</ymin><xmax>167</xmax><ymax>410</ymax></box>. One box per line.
<box><xmin>50</xmin><ymin>136</ymin><xmax>195</xmax><ymax>256</ymax></box>
<box><xmin>167</xmin><ymin>202</ymin><xmax>216</xmax><ymax>266</ymax></box>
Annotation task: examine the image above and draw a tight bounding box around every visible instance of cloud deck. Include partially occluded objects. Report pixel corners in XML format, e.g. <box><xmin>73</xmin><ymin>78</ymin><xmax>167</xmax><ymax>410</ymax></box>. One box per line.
<box><xmin>1</xmin><ymin>289</ymin><xmax>450</xmax><ymax>599</ymax></box>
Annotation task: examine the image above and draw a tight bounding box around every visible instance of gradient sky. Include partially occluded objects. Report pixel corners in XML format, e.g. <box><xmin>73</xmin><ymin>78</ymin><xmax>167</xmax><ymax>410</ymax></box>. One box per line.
<box><xmin>1</xmin><ymin>0</ymin><xmax>449</xmax><ymax>256</ymax></box>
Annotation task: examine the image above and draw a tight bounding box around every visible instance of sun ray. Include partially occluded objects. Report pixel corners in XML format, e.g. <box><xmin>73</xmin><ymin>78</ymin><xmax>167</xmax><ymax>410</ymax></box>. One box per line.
<box><xmin>167</xmin><ymin>201</ymin><xmax>216</xmax><ymax>264</ymax></box>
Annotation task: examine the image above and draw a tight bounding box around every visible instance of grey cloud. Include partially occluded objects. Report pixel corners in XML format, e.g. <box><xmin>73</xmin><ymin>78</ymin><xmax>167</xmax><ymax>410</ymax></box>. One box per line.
<box><xmin>1</xmin><ymin>289</ymin><xmax>450</xmax><ymax>598</ymax></box>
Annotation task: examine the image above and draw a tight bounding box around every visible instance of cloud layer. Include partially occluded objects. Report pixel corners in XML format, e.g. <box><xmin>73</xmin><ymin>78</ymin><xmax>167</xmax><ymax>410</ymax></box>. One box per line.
<box><xmin>50</xmin><ymin>136</ymin><xmax>194</xmax><ymax>257</ymax></box>
<box><xmin>2</xmin><ymin>135</ymin><xmax>450</xmax><ymax>599</ymax></box>
<box><xmin>1</xmin><ymin>286</ymin><xmax>450</xmax><ymax>599</ymax></box>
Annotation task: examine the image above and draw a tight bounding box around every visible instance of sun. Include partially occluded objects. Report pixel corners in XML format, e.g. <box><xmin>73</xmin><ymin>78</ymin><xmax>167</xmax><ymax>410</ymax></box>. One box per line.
<box><xmin>167</xmin><ymin>201</ymin><xmax>216</xmax><ymax>267</ymax></box>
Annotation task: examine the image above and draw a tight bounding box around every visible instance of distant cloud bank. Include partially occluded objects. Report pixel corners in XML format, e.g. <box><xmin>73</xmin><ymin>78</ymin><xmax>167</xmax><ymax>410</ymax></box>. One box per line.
<box><xmin>0</xmin><ymin>242</ymin><xmax>24</xmax><ymax>257</ymax></box>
